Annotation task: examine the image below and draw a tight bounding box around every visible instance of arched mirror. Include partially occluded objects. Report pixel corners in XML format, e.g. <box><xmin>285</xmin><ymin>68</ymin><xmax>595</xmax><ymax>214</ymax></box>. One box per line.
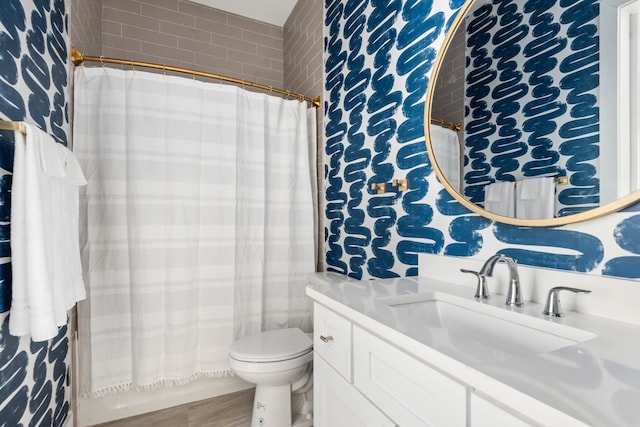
<box><xmin>426</xmin><ymin>0</ymin><xmax>640</xmax><ymax>226</ymax></box>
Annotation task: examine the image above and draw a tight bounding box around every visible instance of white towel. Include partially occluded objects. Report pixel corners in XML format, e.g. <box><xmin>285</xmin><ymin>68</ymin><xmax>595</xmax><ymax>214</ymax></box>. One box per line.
<box><xmin>484</xmin><ymin>181</ymin><xmax>515</xmax><ymax>217</ymax></box>
<box><xmin>515</xmin><ymin>177</ymin><xmax>555</xmax><ymax>219</ymax></box>
<box><xmin>9</xmin><ymin>123</ymin><xmax>87</xmax><ymax>341</ymax></box>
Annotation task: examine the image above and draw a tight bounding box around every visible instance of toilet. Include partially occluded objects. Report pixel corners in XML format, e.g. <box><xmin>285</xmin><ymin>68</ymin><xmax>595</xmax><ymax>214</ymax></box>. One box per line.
<box><xmin>229</xmin><ymin>328</ymin><xmax>313</xmax><ymax>427</ymax></box>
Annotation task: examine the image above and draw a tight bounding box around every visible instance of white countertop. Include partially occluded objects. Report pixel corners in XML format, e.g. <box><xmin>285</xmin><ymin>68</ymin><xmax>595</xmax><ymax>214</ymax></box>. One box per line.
<box><xmin>306</xmin><ymin>271</ymin><xmax>640</xmax><ymax>427</ymax></box>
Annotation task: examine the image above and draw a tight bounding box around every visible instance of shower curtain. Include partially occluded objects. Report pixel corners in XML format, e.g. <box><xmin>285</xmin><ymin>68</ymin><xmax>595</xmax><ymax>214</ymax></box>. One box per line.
<box><xmin>430</xmin><ymin>124</ymin><xmax>461</xmax><ymax>191</ymax></box>
<box><xmin>73</xmin><ymin>67</ymin><xmax>316</xmax><ymax>396</ymax></box>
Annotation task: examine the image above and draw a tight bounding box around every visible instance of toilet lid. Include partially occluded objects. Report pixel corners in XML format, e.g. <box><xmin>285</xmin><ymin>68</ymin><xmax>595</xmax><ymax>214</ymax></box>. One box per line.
<box><xmin>229</xmin><ymin>328</ymin><xmax>313</xmax><ymax>362</ymax></box>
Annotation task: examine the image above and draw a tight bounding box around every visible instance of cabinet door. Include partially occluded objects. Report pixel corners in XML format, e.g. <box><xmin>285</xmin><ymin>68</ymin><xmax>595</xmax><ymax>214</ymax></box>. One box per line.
<box><xmin>314</xmin><ymin>353</ymin><xmax>396</xmax><ymax>427</ymax></box>
<box><xmin>353</xmin><ymin>327</ymin><xmax>467</xmax><ymax>427</ymax></box>
<box><xmin>314</xmin><ymin>303</ymin><xmax>352</xmax><ymax>381</ymax></box>
<box><xmin>470</xmin><ymin>393</ymin><xmax>532</xmax><ymax>427</ymax></box>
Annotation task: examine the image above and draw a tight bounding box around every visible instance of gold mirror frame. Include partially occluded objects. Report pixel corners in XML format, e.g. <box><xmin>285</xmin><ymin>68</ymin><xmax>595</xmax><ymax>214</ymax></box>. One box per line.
<box><xmin>425</xmin><ymin>0</ymin><xmax>640</xmax><ymax>227</ymax></box>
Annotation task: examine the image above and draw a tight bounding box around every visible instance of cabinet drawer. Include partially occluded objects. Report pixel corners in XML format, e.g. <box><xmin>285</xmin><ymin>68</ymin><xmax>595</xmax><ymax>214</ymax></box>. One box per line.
<box><xmin>314</xmin><ymin>354</ymin><xmax>396</xmax><ymax>427</ymax></box>
<box><xmin>353</xmin><ymin>326</ymin><xmax>467</xmax><ymax>427</ymax></box>
<box><xmin>313</xmin><ymin>303</ymin><xmax>352</xmax><ymax>381</ymax></box>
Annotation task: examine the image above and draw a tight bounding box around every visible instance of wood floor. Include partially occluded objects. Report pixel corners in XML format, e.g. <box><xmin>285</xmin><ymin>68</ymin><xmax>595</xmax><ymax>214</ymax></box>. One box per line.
<box><xmin>91</xmin><ymin>388</ymin><xmax>255</xmax><ymax>427</ymax></box>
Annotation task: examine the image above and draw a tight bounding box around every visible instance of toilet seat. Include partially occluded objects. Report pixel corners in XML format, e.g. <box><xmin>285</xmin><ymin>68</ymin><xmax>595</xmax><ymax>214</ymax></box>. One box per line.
<box><xmin>228</xmin><ymin>348</ymin><xmax>313</xmax><ymax>376</ymax></box>
<box><xmin>229</xmin><ymin>328</ymin><xmax>313</xmax><ymax>363</ymax></box>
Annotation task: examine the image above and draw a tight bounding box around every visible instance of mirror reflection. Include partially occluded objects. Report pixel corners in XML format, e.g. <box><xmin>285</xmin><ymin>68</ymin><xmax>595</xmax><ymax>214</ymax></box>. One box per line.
<box><xmin>430</xmin><ymin>0</ymin><xmax>640</xmax><ymax>220</ymax></box>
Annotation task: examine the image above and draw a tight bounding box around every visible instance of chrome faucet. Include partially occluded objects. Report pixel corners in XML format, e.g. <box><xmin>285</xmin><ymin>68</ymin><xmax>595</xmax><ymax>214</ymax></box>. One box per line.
<box><xmin>543</xmin><ymin>286</ymin><xmax>591</xmax><ymax>317</ymax></box>
<box><xmin>479</xmin><ymin>254</ymin><xmax>523</xmax><ymax>307</ymax></box>
<box><xmin>460</xmin><ymin>268</ymin><xmax>490</xmax><ymax>300</ymax></box>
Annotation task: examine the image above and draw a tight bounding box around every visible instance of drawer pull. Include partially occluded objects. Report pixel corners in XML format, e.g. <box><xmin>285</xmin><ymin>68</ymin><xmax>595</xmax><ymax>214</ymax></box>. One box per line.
<box><xmin>320</xmin><ymin>335</ymin><xmax>334</xmax><ymax>343</ymax></box>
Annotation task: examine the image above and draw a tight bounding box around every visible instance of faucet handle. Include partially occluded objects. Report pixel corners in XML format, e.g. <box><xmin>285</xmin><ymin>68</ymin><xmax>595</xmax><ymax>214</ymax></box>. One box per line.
<box><xmin>543</xmin><ymin>286</ymin><xmax>591</xmax><ymax>317</ymax></box>
<box><xmin>460</xmin><ymin>269</ymin><xmax>490</xmax><ymax>300</ymax></box>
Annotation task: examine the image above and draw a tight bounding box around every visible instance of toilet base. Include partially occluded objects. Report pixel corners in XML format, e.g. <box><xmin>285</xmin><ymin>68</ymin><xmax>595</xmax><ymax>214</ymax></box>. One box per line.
<box><xmin>251</xmin><ymin>384</ymin><xmax>291</xmax><ymax>427</ymax></box>
<box><xmin>292</xmin><ymin>413</ymin><xmax>313</xmax><ymax>427</ymax></box>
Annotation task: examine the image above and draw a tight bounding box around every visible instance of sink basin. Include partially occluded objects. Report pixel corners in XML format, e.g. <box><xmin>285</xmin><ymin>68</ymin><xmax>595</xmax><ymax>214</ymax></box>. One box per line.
<box><xmin>378</xmin><ymin>292</ymin><xmax>596</xmax><ymax>361</ymax></box>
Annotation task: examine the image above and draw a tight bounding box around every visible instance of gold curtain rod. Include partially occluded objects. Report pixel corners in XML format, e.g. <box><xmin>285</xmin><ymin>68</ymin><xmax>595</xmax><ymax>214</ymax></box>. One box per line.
<box><xmin>0</xmin><ymin>121</ymin><xmax>26</xmax><ymax>134</ymax></box>
<box><xmin>71</xmin><ymin>47</ymin><xmax>321</xmax><ymax>108</ymax></box>
<box><xmin>431</xmin><ymin>118</ymin><xmax>462</xmax><ymax>132</ymax></box>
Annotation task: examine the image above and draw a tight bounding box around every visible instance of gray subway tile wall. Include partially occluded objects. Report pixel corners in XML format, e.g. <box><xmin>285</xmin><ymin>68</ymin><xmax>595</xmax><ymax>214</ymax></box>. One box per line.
<box><xmin>284</xmin><ymin>0</ymin><xmax>323</xmax><ymax>98</ymax></box>
<box><xmin>70</xmin><ymin>0</ymin><xmax>103</xmax><ymax>56</ymax></box>
<box><xmin>101</xmin><ymin>0</ymin><xmax>285</xmax><ymax>88</ymax></box>
<box><xmin>431</xmin><ymin>23</ymin><xmax>465</xmax><ymax>126</ymax></box>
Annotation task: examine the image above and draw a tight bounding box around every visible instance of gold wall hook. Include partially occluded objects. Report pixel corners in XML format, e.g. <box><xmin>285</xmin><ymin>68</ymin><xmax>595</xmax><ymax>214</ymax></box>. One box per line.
<box><xmin>371</xmin><ymin>182</ymin><xmax>386</xmax><ymax>194</ymax></box>
<box><xmin>392</xmin><ymin>178</ymin><xmax>408</xmax><ymax>192</ymax></box>
<box><xmin>0</xmin><ymin>121</ymin><xmax>26</xmax><ymax>134</ymax></box>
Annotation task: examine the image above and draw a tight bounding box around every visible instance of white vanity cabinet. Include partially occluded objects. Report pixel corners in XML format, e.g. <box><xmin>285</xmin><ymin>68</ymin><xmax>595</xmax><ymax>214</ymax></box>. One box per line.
<box><xmin>312</xmin><ymin>301</ymin><xmax>589</xmax><ymax>427</ymax></box>
<box><xmin>353</xmin><ymin>326</ymin><xmax>467</xmax><ymax>426</ymax></box>
<box><xmin>314</xmin><ymin>356</ymin><xmax>396</xmax><ymax>427</ymax></box>
<box><xmin>313</xmin><ymin>303</ymin><xmax>395</xmax><ymax>427</ymax></box>
<box><xmin>313</xmin><ymin>302</ymin><xmax>467</xmax><ymax>426</ymax></box>
<box><xmin>307</xmin><ymin>269</ymin><xmax>636</xmax><ymax>426</ymax></box>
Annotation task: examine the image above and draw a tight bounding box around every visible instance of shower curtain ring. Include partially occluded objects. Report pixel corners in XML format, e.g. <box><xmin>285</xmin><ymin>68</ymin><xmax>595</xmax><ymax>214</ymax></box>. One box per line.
<box><xmin>286</xmin><ymin>91</ymin><xmax>290</xmax><ymax>100</ymax></box>
<box><xmin>99</xmin><ymin>55</ymin><xmax>105</xmax><ymax>69</ymax></box>
<box><xmin>163</xmin><ymin>64</ymin><xmax>166</xmax><ymax>76</ymax></box>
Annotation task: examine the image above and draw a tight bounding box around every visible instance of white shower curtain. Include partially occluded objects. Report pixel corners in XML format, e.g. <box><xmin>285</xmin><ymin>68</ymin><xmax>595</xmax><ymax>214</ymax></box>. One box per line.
<box><xmin>73</xmin><ymin>67</ymin><xmax>316</xmax><ymax>396</ymax></box>
<box><xmin>430</xmin><ymin>124</ymin><xmax>461</xmax><ymax>191</ymax></box>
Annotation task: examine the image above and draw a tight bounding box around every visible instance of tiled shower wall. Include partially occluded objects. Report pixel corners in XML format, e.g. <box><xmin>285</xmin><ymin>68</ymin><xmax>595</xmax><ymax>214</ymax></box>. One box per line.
<box><xmin>70</xmin><ymin>0</ymin><xmax>102</xmax><ymax>56</ymax></box>
<box><xmin>284</xmin><ymin>0</ymin><xmax>323</xmax><ymax>98</ymax></box>
<box><xmin>100</xmin><ymin>0</ymin><xmax>285</xmax><ymax>89</ymax></box>
<box><xmin>430</xmin><ymin>24</ymin><xmax>464</xmax><ymax>126</ymax></box>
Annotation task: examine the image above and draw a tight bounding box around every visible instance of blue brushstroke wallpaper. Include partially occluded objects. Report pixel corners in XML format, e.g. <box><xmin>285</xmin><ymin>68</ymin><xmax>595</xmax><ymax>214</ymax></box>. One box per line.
<box><xmin>323</xmin><ymin>0</ymin><xmax>640</xmax><ymax>281</ymax></box>
<box><xmin>0</xmin><ymin>0</ymin><xmax>71</xmax><ymax>425</ymax></box>
<box><xmin>463</xmin><ymin>0</ymin><xmax>599</xmax><ymax>216</ymax></box>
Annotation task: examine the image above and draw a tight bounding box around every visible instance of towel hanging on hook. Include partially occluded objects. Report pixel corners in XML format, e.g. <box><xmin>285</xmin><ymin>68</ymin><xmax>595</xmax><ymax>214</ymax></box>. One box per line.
<box><xmin>8</xmin><ymin>122</ymin><xmax>87</xmax><ymax>341</ymax></box>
